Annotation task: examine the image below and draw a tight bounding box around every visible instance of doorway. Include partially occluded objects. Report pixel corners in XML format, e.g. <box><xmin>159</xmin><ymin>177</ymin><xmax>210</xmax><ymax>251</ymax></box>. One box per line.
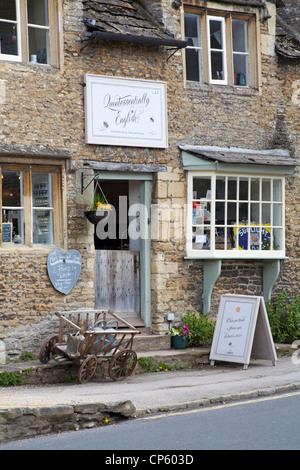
<box><xmin>94</xmin><ymin>177</ymin><xmax>150</xmax><ymax>327</ymax></box>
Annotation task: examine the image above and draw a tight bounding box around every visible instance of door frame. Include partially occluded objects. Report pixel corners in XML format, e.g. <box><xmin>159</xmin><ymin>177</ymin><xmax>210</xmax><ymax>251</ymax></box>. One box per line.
<box><xmin>95</xmin><ymin>171</ymin><xmax>152</xmax><ymax>327</ymax></box>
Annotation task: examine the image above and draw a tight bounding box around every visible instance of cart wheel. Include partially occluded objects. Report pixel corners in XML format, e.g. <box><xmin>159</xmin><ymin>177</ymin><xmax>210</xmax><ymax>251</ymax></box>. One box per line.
<box><xmin>109</xmin><ymin>349</ymin><xmax>137</xmax><ymax>381</ymax></box>
<box><xmin>39</xmin><ymin>335</ymin><xmax>59</xmax><ymax>364</ymax></box>
<box><xmin>78</xmin><ymin>355</ymin><xmax>98</xmax><ymax>384</ymax></box>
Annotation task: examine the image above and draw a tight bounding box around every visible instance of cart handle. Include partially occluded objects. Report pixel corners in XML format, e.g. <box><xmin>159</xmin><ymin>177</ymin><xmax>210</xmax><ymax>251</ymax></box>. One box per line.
<box><xmin>55</xmin><ymin>312</ymin><xmax>83</xmax><ymax>332</ymax></box>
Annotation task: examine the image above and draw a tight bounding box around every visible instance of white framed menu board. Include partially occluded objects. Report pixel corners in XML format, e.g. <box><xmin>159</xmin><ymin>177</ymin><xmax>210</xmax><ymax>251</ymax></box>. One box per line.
<box><xmin>209</xmin><ymin>294</ymin><xmax>277</xmax><ymax>369</ymax></box>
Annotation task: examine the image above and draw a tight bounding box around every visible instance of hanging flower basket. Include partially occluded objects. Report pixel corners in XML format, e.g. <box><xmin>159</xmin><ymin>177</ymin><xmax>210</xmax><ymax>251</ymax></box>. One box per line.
<box><xmin>85</xmin><ymin>180</ymin><xmax>111</xmax><ymax>224</ymax></box>
<box><xmin>84</xmin><ymin>210</ymin><xmax>109</xmax><ymax>225</ymax></box>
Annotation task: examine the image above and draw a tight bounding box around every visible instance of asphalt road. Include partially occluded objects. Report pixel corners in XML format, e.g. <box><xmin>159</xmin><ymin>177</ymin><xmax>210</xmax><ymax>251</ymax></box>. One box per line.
<box><xmin>1</xmin><ymin>391</ymin><xmax>299</xmax><ymax>451</ymax></box>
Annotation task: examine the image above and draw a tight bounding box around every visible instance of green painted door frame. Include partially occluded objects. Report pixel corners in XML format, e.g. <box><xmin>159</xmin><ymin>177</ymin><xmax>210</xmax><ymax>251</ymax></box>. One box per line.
<box><xmin>95</xmin><ymin>171</ymin><xmax>152</xmax><ymax>327</ymax></box>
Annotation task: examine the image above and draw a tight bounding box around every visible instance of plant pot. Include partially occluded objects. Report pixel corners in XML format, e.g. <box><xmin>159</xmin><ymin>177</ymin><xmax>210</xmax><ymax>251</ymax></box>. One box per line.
<box><xmin>84</xmin><ymin>210</ymin><xmax>108</xmax><ymax>225</ymax></box>
<box><xmin>171</xmin><ymin>335</ymin><xmax>188</xmax><ymax>349</ymax></box>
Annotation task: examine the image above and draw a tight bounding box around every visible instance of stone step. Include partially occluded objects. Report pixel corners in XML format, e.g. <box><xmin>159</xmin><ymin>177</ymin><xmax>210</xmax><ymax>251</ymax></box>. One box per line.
<box><xmin>134</xmin><ymin>333</ymin><xmax>171</xmax><ymax>352</ymax></box>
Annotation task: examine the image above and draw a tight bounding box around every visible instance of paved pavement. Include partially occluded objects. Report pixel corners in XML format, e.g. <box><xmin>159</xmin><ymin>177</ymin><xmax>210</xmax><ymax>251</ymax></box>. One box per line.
<box><xmin>2</xmin><ymin>356</ymin><xmax>300</xmax><ymax>416</ymax></box>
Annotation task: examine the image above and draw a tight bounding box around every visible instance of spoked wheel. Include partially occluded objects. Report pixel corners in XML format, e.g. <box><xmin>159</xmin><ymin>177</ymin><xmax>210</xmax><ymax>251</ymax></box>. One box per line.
<box><xmin>39</xmin><ymin>335</ymin><xmax>59</xmax><ymax>364</ymax></box>
<box><xmin>109</xmin><ymin>349</ymin><xmax>137</xmax><ymax>381</ymax></box>
<box><xmin>78</xmin><ymin>355</ymin><xmax>98</xmax><ymax>384</ymax></box>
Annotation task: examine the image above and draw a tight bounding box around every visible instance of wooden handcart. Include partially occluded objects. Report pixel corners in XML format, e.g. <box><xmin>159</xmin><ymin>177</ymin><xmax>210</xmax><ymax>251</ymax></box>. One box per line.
<box><xmin>39</xmin><ymin>309</ymin><xmax>140</xmax><ymax>384</ymax></box>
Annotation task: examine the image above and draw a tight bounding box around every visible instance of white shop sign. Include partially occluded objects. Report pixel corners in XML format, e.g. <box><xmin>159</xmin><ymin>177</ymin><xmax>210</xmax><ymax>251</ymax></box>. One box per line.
<box><xmin>85</xmin><ymin>74</ymin><xmax>168</xmax><ymax>148</ymax></box>
<box><xmin>209</xmin><ymin>294</ymin><xmax>277</xmax><ymax>369</ymax></box>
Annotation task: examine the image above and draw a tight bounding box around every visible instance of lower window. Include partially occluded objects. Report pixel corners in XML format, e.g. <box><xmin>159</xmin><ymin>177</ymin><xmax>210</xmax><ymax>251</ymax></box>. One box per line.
<box><xmin>187</xmin><ymin>172</ymin><xmax>285</xmax><ymax>258</ymax></box>
<box><xmin>1</xmin><ymin>165</ymin><xmax>62</xmax><ymax>246</ymax></box>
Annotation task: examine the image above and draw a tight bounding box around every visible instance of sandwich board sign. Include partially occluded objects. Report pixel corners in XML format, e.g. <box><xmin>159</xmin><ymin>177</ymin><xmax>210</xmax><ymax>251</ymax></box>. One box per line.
<box><xmin>209</xmin><ymin>294</ymin><xmax>277</xmax><ymax>369</ymax></box>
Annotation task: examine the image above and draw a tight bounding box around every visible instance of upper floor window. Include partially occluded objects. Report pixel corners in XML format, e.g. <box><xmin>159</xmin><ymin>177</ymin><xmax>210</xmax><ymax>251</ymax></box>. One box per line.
<box><xmin>0</xmin><ymin>0</ymin><xmax>61</xmax><ymax>67</ymax></box>
<box><xmin>184</xmin><ymin>9</ymin><xmax>257</xmax><ymax>88</ymax></box>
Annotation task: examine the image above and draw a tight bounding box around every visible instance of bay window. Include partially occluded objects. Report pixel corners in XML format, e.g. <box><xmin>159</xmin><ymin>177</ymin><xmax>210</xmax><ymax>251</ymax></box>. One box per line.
<box><xmin>0</xmin><ymin>0</ymin><xmax>61</xmax><ymax>67</ymax></box>
<box><xmin>187</xmin><ymin>172</ymin><xmax>285</xmax><ymax>258</ymax></box>
<box><xmin>1</xmin><ymin>165</ymin><xmax>62</xmax><ymax>246</ymax></box>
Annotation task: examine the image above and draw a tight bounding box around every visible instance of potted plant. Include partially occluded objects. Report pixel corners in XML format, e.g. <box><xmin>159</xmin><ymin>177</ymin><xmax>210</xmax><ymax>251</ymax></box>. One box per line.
<box><xmin>168</xmin><ymin>324</ymin><xmax>189</xmax><ymax>349</ymax></box>
<box><xmin>84</xmin><ymin>192</ymin><xmax>112</xmax><ymax>225</ymax></box>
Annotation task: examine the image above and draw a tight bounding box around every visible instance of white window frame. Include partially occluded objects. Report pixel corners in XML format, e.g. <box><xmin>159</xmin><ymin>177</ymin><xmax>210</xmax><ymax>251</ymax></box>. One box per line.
<box><xmin>0</xmin><ymin>0</ymin><xmax>61</xmax><ymax>68</ymax></box>
<box><xmin>207</xmin><ymin>15</ymin><xmax>227</xmax><ymax>85</ymax></box>
<box><xmin>0</xmin><ymin>0</ymin><xmax>22</xmax><ymax>62</ymax></box>
<box><xmin>186</xmin><ymin>171</ymin><xmax>286</xmax><ymax>260</ymax></box>
<box><xmin>183</xmin><ymin>8</ymin><xmax>258</xmax><ymax>89</ymax></box>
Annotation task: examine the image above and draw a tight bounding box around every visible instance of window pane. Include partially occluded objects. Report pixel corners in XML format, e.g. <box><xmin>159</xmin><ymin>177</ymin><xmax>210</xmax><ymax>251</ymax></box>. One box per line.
<box><xmin>216</xmin><ymin>201</ymin><xmax>225</xmax><ymax>224</ymax></box>
<box><xmin>251</xmin><ymin>178</ymin><xmax>260</xmax><ymax>200</ymax></box>
<box><xmin>28</xmin><ymin>26</ymin><xmax>49</xmax><ymax>63</ymax></box>
<box><xmin>33</xmin><ymin>209</ymin><xmax>53</xmax><ymax>244</ymax></box>
<box><xmin>2</xmin><ymin>209</ymin><xmax>24</xmax><ymax>243</ymax></box>
<box><xmin>262</xmin><ymin>179</ymin><xmax>271</xmax><ymax>200</ymax></box>
<box><xmin>216</xmin><ymin>177</ymin><xmax>225</xmax><ymax>199</ymax></box>
<box><xmin>210</xmin><ymin>51</ymin><xmax>224</xmax><ymax>80</ymax></box>
<box><xmin>273</xmin><ymin>180</ymin><xmax>282</xmax><ymax>202</ymax></box>
<box><xmin>192</xmin><ymin>226</ymin><xmax>210</xmax><ymax>250</ymax></box>
<box><xmin>0</xmin><ymin>0</ymin><xmax>17</xmax><ymax>20</ymax></box>
<box><xmin>193</xmin><ymin>202</ymin><xmax>210</xmax><ymax>225</ymax></box>
<box><xmin>185</xmin><ymin>14</ymin><xmax>200</xmax><ymax>47</ymax></box>
<box><xmin>228</xmin><ymin>178</ymin><xmax>237</xmax><ymax>200</ymax></box>
<box><xmin>209</xmin><ymin>20</ymin><xmax>223</xmax><ymax>49</ymax></box>
<box><xmin>273</xmin><ymin>204</ymin><xmax>282</xmax><ymax>226</ymax></box>
<box><xmin>239</xmin><ymin>178</ymin><xmax>248</xmax><ymax>200</ymax></box>
<box><xmin>239</xmin><ymin>203</ymin><xmax>248</xmax><ymax>223</ymax></box>
<box><xmin>233</xmin><ymin>54</ymin><xmax>248</xmax><ymax>86</ymax></box>
<box><xmin>32</xmin><ymin>172</ymin><xmax>52</xmax><ymax>207</ymax></box>
<box><xmin>0</xmin><ymin>22</ymin><xmax>18</xmax><ymax>56</ymax></box>
<box><xmin>2</xmin><ymin>169</ymin><xmax>23</xmax><ymax>244</ymax></box>
<box><xmin>274</xmin><ymin>228</ymin><xmax>283</xmax><ymax>250</ymax></box>
<box><xmin>262</xmin><ymin>203</ymin><xmax>271</xmax><ymax>224</ymax></box>
<box><xmin>28</xmin><ymin>0</ymin><xmax>48</xmax><ymax>26</ymax></box>
<box><xmin>232</xmin><ymin>20</ymin><xmax>248</xmax><ymax>53</ymax></box>
<box><xmin>186</xmin><ymin>48</ymin><xmax>201</xmax><ymax>82</ymax></box>
<box><xmin>227</xmin><ymin>202</ymin><xmax>236</xmax><ymax>224</ymax></box>
<box><xmin>185</xmin><ymin>14</ymin><xmax>201</xmax><ymax>82</ymax></box>
<box><xmin>32</xmin><ymin>172</ymin><xmax>53</xmax><ymax>244</ymax></box>
<box><xmin>2</xmin><ymin>170</ymin><xmax>22</xmax><ymax>206</ymax></box>
<box><xmin>193</xmin><ymin>177</ymin><xmax>211</xmax><ymax>199</ymax></box>
<box><xmin>250</xmin><ymin>203</ymin><xmax>259</xmax><ymax>224</ymax></box>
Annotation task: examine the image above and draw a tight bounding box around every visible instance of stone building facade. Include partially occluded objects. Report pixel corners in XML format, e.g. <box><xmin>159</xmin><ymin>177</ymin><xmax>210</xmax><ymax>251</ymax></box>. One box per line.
<box><xmin>0</xmin><ymin>0</ymin><xmax>299</xmax><ymax>358</ymax></box>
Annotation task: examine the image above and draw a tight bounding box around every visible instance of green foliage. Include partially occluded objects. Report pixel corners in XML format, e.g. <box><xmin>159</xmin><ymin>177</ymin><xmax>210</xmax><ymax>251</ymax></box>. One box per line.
<box><xmin>266</xmin><ymin>290</ymin><xmax>300</xmax><ymax>344</ymax></box>
<box><xmin>180</xmin><ymin>312</ymin><xmax>216</xmax><ymax>347</ymax></box>
<box><xmin>138</xmin><ymin>356</ymin><xmax>185</xmax><ymax>373</ymax></box>
<box><xmin>20</xmin><ymin>351</ymin><xmax>37</xmax><ymax>362</ymax></box>
<box><xmin>0</xmin><ymin>371</ymin><xmax>23</xmax><ymax>387</ymax></box>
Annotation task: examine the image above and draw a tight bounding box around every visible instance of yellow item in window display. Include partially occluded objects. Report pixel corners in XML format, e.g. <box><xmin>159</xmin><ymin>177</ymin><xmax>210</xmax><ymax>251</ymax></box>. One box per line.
<box><xmin>233</xmin><ymin>223</ymin><xmax>271</xmax><ymax>250</ymax></box>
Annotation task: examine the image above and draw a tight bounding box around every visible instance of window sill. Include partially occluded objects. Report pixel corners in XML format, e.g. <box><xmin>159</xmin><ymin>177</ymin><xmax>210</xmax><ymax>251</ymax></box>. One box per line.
<box><xmin>0</xmin><ymin>244</ymin><xmax>61</xmax><ymax>252</ymax></box>
<box><xmin>184</xmin><ymin>253</ymin><xmax>288</xmax><ymax>261</ymax></box>
<box><xmin>184</xmin><ymin>80</ymin><xmax>260</xmax><ymax>97</ymax></box>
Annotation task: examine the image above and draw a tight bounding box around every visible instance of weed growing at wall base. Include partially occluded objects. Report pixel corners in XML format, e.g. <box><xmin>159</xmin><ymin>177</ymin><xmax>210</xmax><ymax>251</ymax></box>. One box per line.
<box><xmin>0</xmin><ymin>371</ymin><xmax>22</xmax><ymax>387</ymax></box>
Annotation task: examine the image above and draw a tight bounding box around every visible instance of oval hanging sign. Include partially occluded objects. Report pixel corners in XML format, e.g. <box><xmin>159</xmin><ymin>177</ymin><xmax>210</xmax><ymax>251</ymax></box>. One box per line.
<box><xmin>47</xmin><ymin>249</ymin><xmax>82</xmax><ymax>295</ymax></box>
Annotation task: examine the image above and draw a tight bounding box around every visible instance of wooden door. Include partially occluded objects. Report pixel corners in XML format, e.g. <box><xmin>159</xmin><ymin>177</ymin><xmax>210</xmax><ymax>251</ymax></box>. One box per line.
<box><xmin>95</xmin><ymin>250</ymin><xmax>140</xmax><ymax>319</ymax></box>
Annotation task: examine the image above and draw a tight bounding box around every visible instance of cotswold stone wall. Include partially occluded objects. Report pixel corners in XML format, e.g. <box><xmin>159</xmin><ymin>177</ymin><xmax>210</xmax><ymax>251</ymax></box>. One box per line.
<box><xmin>0</xmin><ymin>0</ymin><xmax>299</xmax><ymax>356</ymax></box>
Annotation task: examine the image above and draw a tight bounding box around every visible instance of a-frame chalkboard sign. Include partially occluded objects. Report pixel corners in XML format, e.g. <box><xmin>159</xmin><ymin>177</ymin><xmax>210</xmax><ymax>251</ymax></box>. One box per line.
<box><xmin>209</xmin><ymin>294</ymin><xmax>277</xmax><ymax>370</ymax></box>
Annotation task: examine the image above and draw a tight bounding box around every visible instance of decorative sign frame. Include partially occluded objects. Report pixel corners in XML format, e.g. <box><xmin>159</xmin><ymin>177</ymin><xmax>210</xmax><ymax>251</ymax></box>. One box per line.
<box><xmin>209</xmin><ymin>294</ymin><xmax>277</xmax><ymax>369</ymax></box>
<box><xmin>84</xmin><ymin>74</ymin><xmax>168</xmax><ymax>148</ymax></box>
